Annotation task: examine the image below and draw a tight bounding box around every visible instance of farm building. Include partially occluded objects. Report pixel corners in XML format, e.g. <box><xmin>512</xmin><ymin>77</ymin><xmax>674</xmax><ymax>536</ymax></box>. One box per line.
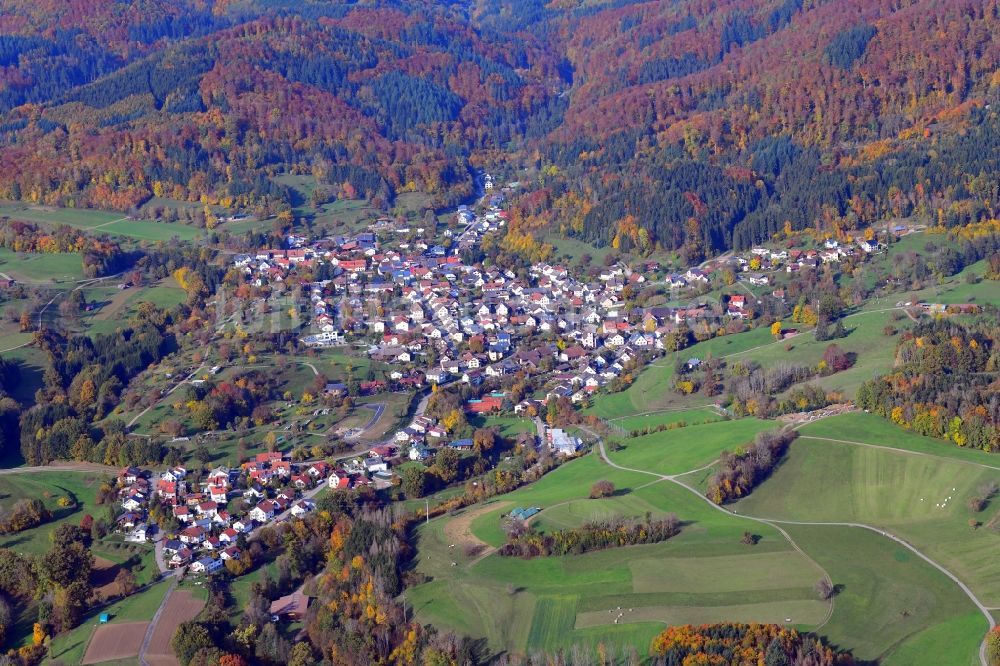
<box><xmin>509</xmin><ymin>507</ymin><xmax>541</xmax><ymax>521</ymax></box>
<box><xmin>270</xmin><ymin>589</ymin><xmax>310</xmax><ymax>621</ymax></box>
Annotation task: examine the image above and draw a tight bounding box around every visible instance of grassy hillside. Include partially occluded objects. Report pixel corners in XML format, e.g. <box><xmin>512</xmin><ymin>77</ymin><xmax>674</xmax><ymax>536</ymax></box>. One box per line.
<box><xmin>0</xmin><ymin>202</ymin><xmax>203</xmax><ymax>242</ymax></box>
<box><xmin>605</xmin><ymin>418</ymin><xmax>774</xmax><ymax>477</ymax></box>
<box><xmin>407</xmin><ymin>408</ymin><xmax>999</xmax><ymax>663</ymax></box>
<box><xmin>407</xmin><ymin>420</ymin><xmax>833</xmax><ymax>657</ymax></box>
<box><xmin>800</xmin><ymin>413</ymin><xmax>1000</xmax><ymax>467</ymax></box>
<box><xmin>782</xmin><ymin>524</ymin><xmax>983</xmax><ymax>665</ymax></box>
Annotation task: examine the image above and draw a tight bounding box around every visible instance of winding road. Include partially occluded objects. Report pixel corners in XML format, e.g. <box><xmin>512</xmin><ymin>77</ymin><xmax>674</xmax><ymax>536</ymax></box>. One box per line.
<box><xmin>592</xmin><ymin>433</ymin><xmax>995</xmax><ymax>666</ymax></box>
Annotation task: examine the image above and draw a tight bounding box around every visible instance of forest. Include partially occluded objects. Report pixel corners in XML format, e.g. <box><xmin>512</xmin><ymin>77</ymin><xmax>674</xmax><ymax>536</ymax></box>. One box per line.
<box><xmin>857</xmin><ymin>319</ymin><xmax>1000</xmax><ymax>451</ymax></box>
<box><xmin>0</xmin><ymin>0</ymin><xmax>997</xmax><ymax>255</ymax></box>
<box><xmin>649</xmin><ymin>623</ymin><xmax>853</xmax><ymax>665</ymax></box>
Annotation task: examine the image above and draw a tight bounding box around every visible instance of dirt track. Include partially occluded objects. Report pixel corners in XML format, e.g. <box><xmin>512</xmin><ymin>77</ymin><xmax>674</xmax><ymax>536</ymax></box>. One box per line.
<box><xmin>82</xmin><ymin>621</ymin><xmax>149</xmax><ymax>664</ymax></box>
<box><xmin>143</xmin><ymin>589</ymin><xmax>204</xmax><ymax>666</ymax></box>
<box><xmin>443</xmin><ymin>501</ymin><xmax>511</xmax><ymax>553</ymax></box>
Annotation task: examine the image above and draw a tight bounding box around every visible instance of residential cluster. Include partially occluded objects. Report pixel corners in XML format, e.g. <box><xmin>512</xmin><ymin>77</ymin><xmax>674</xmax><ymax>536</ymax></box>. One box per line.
<box><xmin>115</xmin><ymin>453</ymin><xmax>336</xmax><ymax>573</ymax></box>
<box><xmin>222</xmin><ymin>177</ymin><xmax>911</xmax><ymax>423</ymax></box>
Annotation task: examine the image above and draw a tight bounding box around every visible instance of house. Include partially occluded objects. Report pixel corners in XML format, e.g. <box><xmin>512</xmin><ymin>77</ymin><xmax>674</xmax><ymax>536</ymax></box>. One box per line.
<box><xmin>121</xmin><ymin>495</ymin><xmax>144</xmax><ymax>512</ymax></box>
<box><xmin>328</xmin><ymin>472</ymin><xmax>351</xmax><ymax>490</ymax></box>
<box><xmin>684</xmin><ymin>268</ymin><xmax>709</xmax><ymax>283</ymax></box>
<box><xmin>449</xmin><ymin>438</ymin><xmax>474</xmax><ymax>450</ymax></box>
<box><xmin>243</xmin><ymin>484</ymin><xmax>265</xmax><ymax>500</ymax></box>
<box><xmin>307</xmin><ymin>462</ymin><xmax>331</xmax><ymax>479</ymax></box>
<box><xmin>180</xmin><ymin>526</ymin><xmax>205</xmax><ymax>544</ymax></box>
<box><xmin>254</xmin><ymin>452</ymin><xmax>284</xmax><ymax>465</ymax></box>
<box><xmin>606</xmin><ymin>333</ymin><xmax>626</xmax><ymax>347</ymax></box>
<box><xmin>250</xmin><ymin>500</ymin><xmax>278</xmax><ymax>523</ymax></box>
<box><xmin>548</xmin><ymin>428</ymin><xmax>581</xmax><ymax>455</ymax></box>
<box><xmin>190</xmin><ymin>557</ymin><xmax>223</xmax><ymax>575</ymax></box>
<box><xmin>408</xmin><ymin>444</ymin><xmax>431</xmax><ymax>461</ymax></box>
<box><xmin>207</xmin><ymin>485</ymin><xmax>228</xmax><ymax>503</ymax></box>
<box><xmin>364</xmin><ymin>456</ymin><xmax>389</xmax><ymax>475</ymax></box>
<box><xmin>119</xmin><ymin>467</ymin><xmax>142</xmax><ymax>485</ymax></box>
<box><xmin>162</xmin><ymin>539</ymin><xmax>183</xmax><ymax>554</ymax></box>
<box><xmin>169</xmin><ymin>548</ymin><xmax>193</xmax><ymax>568</ymax></box>
<box><xmin>161</xmin><ymin>467</ymin><xmax>187</xmax><ymax>483</ymax></box>
<box><xmin>666</xmin><ymin>274</ymin><xmax>688</xmax><ymax>289</ymax></box>
<box><xmin>117</xmin><ymin>512</ymin><xmax>142</xmax><ymax>530</ymax></box>
<box><xmin>219</xmin><ymin>528</ymin><xmax>239</xmax><ymax>544</ymax></box>
<box><xmin>426</xmin><ymin>369</ymin><xmax>449</xmax><ymax>384</ymax></box>
<box><xmin>269</xmin><ymin>589</ymin><xmax>310</xmax><ymax>621</ymax></box>
<box><xmin>156</xmin><ymin>480</ymin><xmax>179</xmax><ymax>502</ymax></box>
<box><xmin>126</xmin><ymin>524</ymin><xmax>149</xmax><ymax>543</ymax></box>
<box><xmin>462</xmin><ymin>370</ymin><xmax>484</xmax><ymax>385</ymax></box>
<box><xmin>291</xmin><ymin>500</ymin><xmax>315</xmax><ymax>518</ymax></box>
<box><xmin>196</xmin><ymin>501</ymin><xmax>219</xmax><ymax>517</ymax></box>
<box><xmin>207</xmin><ymin>467</ymin><xmax>231</xmax><ymax>488</ymax></box>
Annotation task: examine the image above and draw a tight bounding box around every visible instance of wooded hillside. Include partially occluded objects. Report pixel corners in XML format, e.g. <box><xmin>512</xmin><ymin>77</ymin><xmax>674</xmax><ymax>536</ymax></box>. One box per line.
<box><xmin>1</xmin><ymin>0</ymin><xmax>999</xmax><ymax>251</ymax></box>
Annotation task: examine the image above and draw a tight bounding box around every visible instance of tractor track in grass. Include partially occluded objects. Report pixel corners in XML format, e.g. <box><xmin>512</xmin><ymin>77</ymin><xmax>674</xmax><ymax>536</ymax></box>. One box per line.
<box><xmin>594</xmin><ymin>433</ymin><xmax>993</xmax><ymax>665</ymax></box>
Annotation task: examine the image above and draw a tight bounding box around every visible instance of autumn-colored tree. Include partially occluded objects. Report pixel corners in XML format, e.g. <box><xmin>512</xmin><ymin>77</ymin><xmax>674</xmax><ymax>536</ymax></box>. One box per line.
<box><xmin>589</xmin><ymin>480</ymin><xmax>614</xmax><ymax>498</ymax></box>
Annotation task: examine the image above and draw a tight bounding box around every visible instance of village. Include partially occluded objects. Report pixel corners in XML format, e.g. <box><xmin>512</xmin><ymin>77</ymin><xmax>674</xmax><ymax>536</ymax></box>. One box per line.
<box><xmin>115</xmin><ymin>420</ymin><xmax>585</xmax><ymax>577</ymax></box>
<box><xmin>115</xmin><ymin>178</ymin><xmax>918</xmax><ymax>580</ymax></box>
<box><xmin>226</xmin><ymin>176</ymin><xmax>910</xmax><ymax>409</ymax></box>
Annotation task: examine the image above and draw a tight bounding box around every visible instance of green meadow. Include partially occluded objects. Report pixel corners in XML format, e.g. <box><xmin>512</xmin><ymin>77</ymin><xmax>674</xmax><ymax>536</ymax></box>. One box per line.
<box><xmin>408</xmin><ymin>410</ymin><xmax>997</xmax><ymax>664</ymax></box>
<box><xmin>0</xmin><ymin>247</ymin><xmax>86</xmax><ymax>282</ymax></box>
<box><xmin>611</xmin><ymin>407</ymin><xmax>723</xmax><ymax>433</ymax></box>
<box><xmin>586</xmin><ymin>304</ymin><xmax>907</xmax><ymax>420</ymax></box>
<box><xmin>605</xmin><ymin>418</ymin><xmax>774</xmax><ymax>476</ymax></box>
<box><xmin>408</xmin><ymin>419</ymin><xmax>832</xmax><ymax>658</ymax></box>
<box><xmin>0</xmin><ymin>201</ymin><xmax>203</xmax><ymax>241</ymax></box>
<box><xmin>738</xmin><ymin>434</ymin><xmax>1000</xmax><ymax>606</ymax></box>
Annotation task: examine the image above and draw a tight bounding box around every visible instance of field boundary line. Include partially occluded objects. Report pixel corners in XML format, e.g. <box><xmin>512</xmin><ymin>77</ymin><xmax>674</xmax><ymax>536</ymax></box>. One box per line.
<box><xmin>598</xmin><ymin>435</ymin><xmax>992</xmax><ymax>666</ymax></box>
<box><xmin>796</xmin><ymin>435</ymin><xmax>1000</xmax><ymax>473</ymax></box>
<box><xmin>606</xmin><ymin>404</ymin><xmax>718</xmax><ymax>423</ymax></box>
<box><xmin>138</xmin><ymin>579</ymin><xmax>177</xmax><ymax>666</ymax></box>
<box><xmin>591</xmin><ymin>433</ymin><xmax>836</xmax><ymax>631</ymax></box>
<box><xmin>86</xmin><ymin>216</ymin><xmax>131</xmax><ymax>231</ymax></box>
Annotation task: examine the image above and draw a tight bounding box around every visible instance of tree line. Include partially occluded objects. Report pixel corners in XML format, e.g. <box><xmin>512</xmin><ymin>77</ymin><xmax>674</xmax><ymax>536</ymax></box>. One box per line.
<box><xmin>707</xmin><ymin>429</ymin><xmax>797</xmax><ymax>504</ymax></box>
<box><xmin>498</xmin><ymin>514</ymin><xmax>681</xmax><ymax>558</ymax></box>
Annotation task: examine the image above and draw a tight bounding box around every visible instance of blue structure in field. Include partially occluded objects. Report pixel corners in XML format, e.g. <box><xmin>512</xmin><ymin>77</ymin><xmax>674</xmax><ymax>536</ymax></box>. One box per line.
<box><xmin>508</xmin><ymin>507</ymin><xmax>541</xmax><ymax>521</ymax></box>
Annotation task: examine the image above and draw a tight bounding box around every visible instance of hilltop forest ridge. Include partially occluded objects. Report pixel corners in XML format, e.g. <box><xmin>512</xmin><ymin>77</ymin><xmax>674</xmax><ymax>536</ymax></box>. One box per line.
<box><xmin>0</xmin><ymin>2</ymin><xmax>996</xmax><ymax>666</ymax></box>
<box><xmin>1</xmin><ymin>0</ymin><xmax>1000</xmax><ymax>253</ymax></box>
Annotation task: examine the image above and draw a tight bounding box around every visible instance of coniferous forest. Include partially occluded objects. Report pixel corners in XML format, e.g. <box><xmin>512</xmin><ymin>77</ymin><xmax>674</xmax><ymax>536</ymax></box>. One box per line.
<box><xmin>0</xmin><ymin>0</ymin><xmax>998</xmax><ymax>253</ymax></box>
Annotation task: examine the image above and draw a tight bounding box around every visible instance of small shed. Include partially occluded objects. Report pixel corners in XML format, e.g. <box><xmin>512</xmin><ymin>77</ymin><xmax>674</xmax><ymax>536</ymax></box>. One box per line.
<box><xmin>99</xmin><ymin>613</ymin><xmax>110</xmax><ymax>624</ymax></box>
